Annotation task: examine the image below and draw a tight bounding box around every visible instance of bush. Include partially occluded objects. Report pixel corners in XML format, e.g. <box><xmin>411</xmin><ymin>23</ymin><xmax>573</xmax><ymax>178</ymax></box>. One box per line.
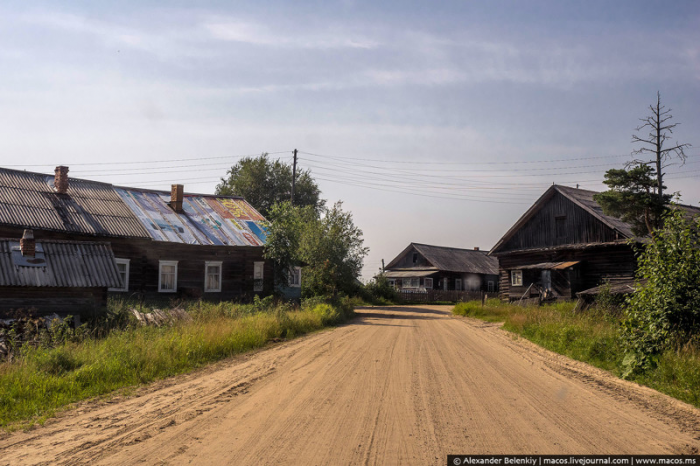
<box><xmin>622</xmin><ymin>209</ymin><xmax>700</xmax><ymax>376</ymax></box>
<box><xmin>361</xmin><ymin>275</ymin><xmax>399</xmax><ymax>305</ymax></box>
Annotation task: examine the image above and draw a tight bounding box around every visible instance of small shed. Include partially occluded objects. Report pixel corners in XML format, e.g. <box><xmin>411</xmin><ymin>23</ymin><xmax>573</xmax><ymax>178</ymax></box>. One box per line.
<box><xmin>0</xmin><ymin>231</ymin><xmax>122</xmax><ymax>317</ymax></box>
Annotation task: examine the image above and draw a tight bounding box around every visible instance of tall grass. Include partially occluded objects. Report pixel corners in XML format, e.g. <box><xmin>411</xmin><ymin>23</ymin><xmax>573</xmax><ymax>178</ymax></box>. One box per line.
<box><xmin>0</xmin><ymin>297</ymin><xmax>355</xmax><ymax>429</ymax></box>
<box><xmin>453</xmin><ymin>299</ymin><xmax>700</xmax><ymax>407</ymax></box>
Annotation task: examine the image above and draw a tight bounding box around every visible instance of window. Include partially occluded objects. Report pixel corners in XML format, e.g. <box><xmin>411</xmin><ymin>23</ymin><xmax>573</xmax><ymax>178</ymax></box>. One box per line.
<box><xmin>109</xmin><ymin>258</ymin><xmax>130</xmax><ymax>292</ymax></box>
<box><xmin>388</xmin><ymin>279</ymin><xmax>396</xmax><ymax>288</ymax></box>
<box><xmin>204</xmin><ymin>261</ymin><xmax>222</xmax><ymax>292</ymax></box>
<box><xmin>488</xmin><ymin>281</ymin><xmax>495</xmax><ymax>292</ymax></box>
<box><xmin>403</xmin><ymin>277</ymin><xmax>419</xmax><ymax>288</ymax></box>
<box><xmin>555</xmin><ymin>216</ymin><xmax>567</xmax><ymax>239</ymax></box>
<box><xmin>511</xmin><ymin>270</ymin><xmax>523</xmax><ymax>287</ymax></box>
<box><xmin>159</xmin><ymin>261</ymin><xmax>178</xmax><ymax>293</ymax></box>
<box><xmin>412</xmin><ymin>252</ymin><xmax>418</xmax><ymax>264</ymax></box>
<box><xmin>288</xmin><ymin>266</ymin><xmax>301</xmax><ymax>287</ymax></box>
<box><xmin>424</xmin><ymin>278</ymin><xmax>433</xmax><ymax>289</ymax></box>
<box><xmin>254</xmin><ymin>261</ymin><xmax>264</xmax><ymax>292</ymax></box>
<box><xmin>455</xmin><ymin>278</ymin><xmax>462</xmax><ymax>291</ymax></box>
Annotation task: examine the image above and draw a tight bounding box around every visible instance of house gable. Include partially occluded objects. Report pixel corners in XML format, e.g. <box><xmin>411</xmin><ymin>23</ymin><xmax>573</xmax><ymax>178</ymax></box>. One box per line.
<box><xmin>491</xmin><ymin>186</ymin><xmax>629</xmax><ymax>255</ymax></box>
<box><xmin>385</xmin><ymin>244</ymin><xmax>433</xmax><ymax>269</ymax></box>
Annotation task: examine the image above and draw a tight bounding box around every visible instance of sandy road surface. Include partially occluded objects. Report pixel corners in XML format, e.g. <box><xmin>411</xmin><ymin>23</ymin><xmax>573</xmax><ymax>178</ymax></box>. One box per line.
<box><xmin>1</xmin><ymin>306</ymin><xmax>699</xmax><ymax>465</ymax></box>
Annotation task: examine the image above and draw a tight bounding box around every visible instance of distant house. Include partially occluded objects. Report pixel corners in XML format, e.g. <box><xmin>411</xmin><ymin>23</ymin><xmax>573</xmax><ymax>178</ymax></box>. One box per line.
<box><xmin>383</xmin><ymin>243</ymin><xmax>499</xmax><ymax>292</ymax></box>
<box><xmin>0</xmin><ymin>230</ymin><xmax>122</xmax><ymax>316</ymax></box>
<box><xmin>0</xmin><ymin>166</ymin><xmax>289</xmax><ymax>303</ymax></box>
<box><xmin>489</xmin><ymin>184</ymin><xmax>700</xmax><ymax>301</ymax></box>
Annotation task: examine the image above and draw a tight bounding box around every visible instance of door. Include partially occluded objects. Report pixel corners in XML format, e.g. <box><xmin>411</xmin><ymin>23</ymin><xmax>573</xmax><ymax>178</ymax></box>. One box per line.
<box><xmin>541</xmin><ymin>270</ymin><xmax>551</xmax><ymax>291</ymax></box>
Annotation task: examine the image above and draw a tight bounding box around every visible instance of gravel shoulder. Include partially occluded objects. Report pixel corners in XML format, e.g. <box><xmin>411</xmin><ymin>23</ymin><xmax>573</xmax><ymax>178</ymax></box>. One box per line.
<box><xmin>1</xmin><ymin>305</ymin><xmax>699</xmax><ymax>465</ymax></box>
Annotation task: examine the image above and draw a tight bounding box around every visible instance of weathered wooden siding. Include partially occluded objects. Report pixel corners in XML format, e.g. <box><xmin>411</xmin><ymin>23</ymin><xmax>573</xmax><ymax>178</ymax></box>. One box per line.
<box><xmin>499</xmin><ymin>191</ymin><xmax>620</xmax><ymax>253</ymax></box>
<box><xmin>0</xmin><ymin>225</ymin><xmax>272</xmax><ymax>301</ymax></box>
<box><xmin>497</xmin><ymin>244</ymin><xmax>637</xmax><ymax>300</ymax></box>
<box><xmin>0</xmin><ymin>287</ymin><xmax>107</xmax><ymax>316</ymax></box>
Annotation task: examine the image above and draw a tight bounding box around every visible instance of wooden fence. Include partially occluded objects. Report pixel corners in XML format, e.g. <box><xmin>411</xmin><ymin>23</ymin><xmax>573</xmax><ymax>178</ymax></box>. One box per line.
<box><xmin>397</xmin><ymin>290</ymin><xmax>485</xmax><ymax>304</ymax></box>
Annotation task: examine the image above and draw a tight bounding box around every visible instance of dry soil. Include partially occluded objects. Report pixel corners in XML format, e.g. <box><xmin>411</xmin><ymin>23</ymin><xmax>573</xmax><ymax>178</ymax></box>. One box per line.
<box><xmin>1</xmin><ymin>305</ymin><xmax>699</xmax><ymax>465</ymax></box>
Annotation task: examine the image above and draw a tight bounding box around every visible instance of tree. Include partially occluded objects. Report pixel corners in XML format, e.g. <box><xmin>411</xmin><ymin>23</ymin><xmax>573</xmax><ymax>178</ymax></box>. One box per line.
<box><xmin>621</xmin><ymin>208</ymin><xmax>700</xmax><ymax>376</ymax></box>
<box><xmin>299</xmin><ymin>202</ymin><xmax>369</xmax><ymax>297</ymax></box>
<box><xmin>215</xmin><ymin>153</ymin><xmax>323</xmax><ymax>218</ymax></box>
<box><xmin>263</xmin><ymin>201</ymin><xmax>305</xmax><ymax>287</ymax></box>
<box><xmin>262</xmin><ymin>201</ymin><xmax>369</xmax><ymax>298</ymax></box>
<box><xmin>594</xmin><ymin>93</ymin><xmax>691</xmax><ymax>236</ymax></box>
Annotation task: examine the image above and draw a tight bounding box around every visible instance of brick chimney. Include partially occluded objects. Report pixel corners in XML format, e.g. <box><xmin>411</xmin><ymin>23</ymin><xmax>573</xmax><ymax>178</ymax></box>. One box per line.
<box><xmin>474</xmin><ymin>247</ymin><xmax>480</xmax><ymax>251</ymax></box>
<box><xmin>54</xmin><ymin>166</ymin><xmax>69</xmax><ymax>194</ymax></box>
<box><xmin>170</xmin><ymin>184</ymin><xmax>184</xmax><ymax>213</ymax></box>
<box><xmin>20</xmin><ymin>229</ymin><xmax>35</xmax><ymax>257</ymax></box>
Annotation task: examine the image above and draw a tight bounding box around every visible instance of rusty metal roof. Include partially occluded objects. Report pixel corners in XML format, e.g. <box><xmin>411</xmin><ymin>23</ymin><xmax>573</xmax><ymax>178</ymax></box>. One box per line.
<box><xmin>0</xmin><ymin>239</ymin><xmax>122</xmax><ymax>288</ymax></box>
<box><xmin>0</xmin><ymin>167</ymin><xmax>150</xmax><ymax>238</ymax></box>
<box><xmin>519</xmin><ymin>261</ymin><xmax>580</xmax><ymax>270</ymax></box>
<box><xmin>115</xmin><ymin>187</ymin><xmax>267</xmax><ymax>246</ymax></box>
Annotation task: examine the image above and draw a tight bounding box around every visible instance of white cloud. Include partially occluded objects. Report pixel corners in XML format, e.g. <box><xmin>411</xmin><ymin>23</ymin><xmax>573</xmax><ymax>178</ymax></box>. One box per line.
<box><xmin>203</xmin><ymin>18</ymin><xmax>378</xmax><ymax>49</ymax></box>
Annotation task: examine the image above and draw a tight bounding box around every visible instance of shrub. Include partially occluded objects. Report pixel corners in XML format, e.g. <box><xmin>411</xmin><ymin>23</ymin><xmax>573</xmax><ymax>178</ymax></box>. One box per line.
<box><xmin>622</xmin><ymin>209</ymin><xmax>700</xmax><ymax>376</ymax></box>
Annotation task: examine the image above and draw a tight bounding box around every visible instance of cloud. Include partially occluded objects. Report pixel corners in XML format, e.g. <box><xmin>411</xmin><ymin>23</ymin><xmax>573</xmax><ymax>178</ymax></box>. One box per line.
<box><xmin>203</xmin><ymin>18</ymin><xmax>378</xmax><ymax>49</ymax></box>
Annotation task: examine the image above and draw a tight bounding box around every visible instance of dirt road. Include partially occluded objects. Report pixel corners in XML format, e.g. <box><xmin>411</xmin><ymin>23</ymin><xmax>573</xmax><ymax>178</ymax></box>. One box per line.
<box><xmin>2</xmin><ymin>306</ymin><xmax>699</xmax><ymax>465</ymax></box>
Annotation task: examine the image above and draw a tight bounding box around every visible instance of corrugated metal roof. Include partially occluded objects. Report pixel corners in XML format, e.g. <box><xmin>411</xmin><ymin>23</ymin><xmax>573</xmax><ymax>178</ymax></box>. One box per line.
<box><xmin>0</xmin><ymin>239</ymin><xmax>122</xmax><ymax>288</ymax></box>
<box><xmin>0</xmin><ymin>168</ymin><xmax>149</xmax><ymax>238</ymax></box>
<box><xmin>115</xmin><ymin>188</ymin><xmax>267</xmax><ymax>246</ymax></box>
<box><xmin>386</xmin><ymin>243</ymin><xmax>499</xmax><ymax>275</ymax></box>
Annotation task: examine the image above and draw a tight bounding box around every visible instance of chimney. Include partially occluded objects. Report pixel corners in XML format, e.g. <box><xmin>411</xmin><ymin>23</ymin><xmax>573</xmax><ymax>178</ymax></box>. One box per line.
<box><xmin>20</xmin><ymin>229</ymin><xmax>36</xmax><ymax>257</ymax></box>
<box><xmin>474</xmin><ymin>247</ymin><xmax>480</xmax><ymax>251</ymax></box>
<box><xmin>170</xmin><ymin>184</ymin><xmax>184</xmax><ymax>213</ymax></box>
<box><xmin>54</xmin><ymin>166</ymin><xmax>69</xmax><ymax>194</ymax></box>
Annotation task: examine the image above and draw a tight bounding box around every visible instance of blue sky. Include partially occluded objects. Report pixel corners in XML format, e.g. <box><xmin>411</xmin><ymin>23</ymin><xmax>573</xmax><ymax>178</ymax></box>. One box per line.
<box><xmin>1</xmin><ymin>1</ymin><xmax>698</xmax><ymax>279</ymax></box>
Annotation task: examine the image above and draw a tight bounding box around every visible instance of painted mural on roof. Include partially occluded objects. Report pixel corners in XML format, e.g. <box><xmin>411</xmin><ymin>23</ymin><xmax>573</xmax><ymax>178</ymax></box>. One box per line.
<box><xmin>114</xmin><ymin>188</ymin><xmax>267</xmax><ymax>246</ymax></box>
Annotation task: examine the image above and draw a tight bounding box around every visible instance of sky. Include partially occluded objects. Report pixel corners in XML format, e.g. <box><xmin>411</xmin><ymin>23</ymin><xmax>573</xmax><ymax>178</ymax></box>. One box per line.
<box><xmin>1</xmin><ymin>0</ymin><xmax>699</xmax><ymax>281</ymax></box>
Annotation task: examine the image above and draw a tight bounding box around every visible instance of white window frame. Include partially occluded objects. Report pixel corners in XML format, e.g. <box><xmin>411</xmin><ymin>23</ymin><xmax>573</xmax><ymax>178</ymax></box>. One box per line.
<box><xmin>158</xmin><ymin>260</ymin><xmax>178</xmax><ymax>293</ymax></box>
<box><xmin>511</xmin><ymin>270</ymin><xmax>523</xmax><ymax>287</ymax></box>
<box><xmin>109</xmin><ymin>258</ymin><xmax>130</xmax><ymax>292</ymax></box>
<box><xmin>288</xmin><ymin>266</ymin><xmax>301</xmax><ymax>288</ymax></box>
<box><xmin>204</xmin><ymin>261</ymin><xmax>222</xmax><ymax>293</ymax></box>
<box><xmin>424</xmin><ymin>277</ymin><xmax>433</xmax><ymax>289</ymax></box>
<box><xmin>388</xmin><ymin>279</ymin><xmax>396</xmax><ymax>288</ymax></box>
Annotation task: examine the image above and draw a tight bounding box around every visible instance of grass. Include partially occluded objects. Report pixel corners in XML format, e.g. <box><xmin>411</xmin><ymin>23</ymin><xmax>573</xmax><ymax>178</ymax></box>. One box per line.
<box><xmin>0</xmin><ymin>297</ymin><xmax>356</xmax><ymax>430</ymax></box>
<box><xmin>453</xmin><ymin>299</ymin><xmax>700</xmax><ymax>407</ymax></box>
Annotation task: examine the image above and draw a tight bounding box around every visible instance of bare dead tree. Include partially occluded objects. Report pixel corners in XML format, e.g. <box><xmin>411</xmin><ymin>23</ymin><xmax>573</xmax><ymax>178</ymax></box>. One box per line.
<box><xmin>630</xmin><ymin>91</ymin><xmax>691</xmax><ymax>204</ymax></box>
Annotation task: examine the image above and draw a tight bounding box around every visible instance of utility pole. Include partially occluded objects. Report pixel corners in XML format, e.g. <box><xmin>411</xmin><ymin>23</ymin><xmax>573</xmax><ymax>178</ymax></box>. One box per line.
<box><xmin>381</xmin><ymin>259</ymin><xmax>385</xmax><ymax>273</ymax></box>
<box><xmin>291</xmin><ymin>148</ymin><xmax>298</xmax><ymax>204</ymax></box>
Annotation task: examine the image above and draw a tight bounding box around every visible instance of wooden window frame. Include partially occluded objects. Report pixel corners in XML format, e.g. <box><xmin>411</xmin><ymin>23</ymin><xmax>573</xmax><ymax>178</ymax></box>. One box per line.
<box><xmin>288</xmin><ymin>266</ymin><xmax>301</xmax><ymax>288</ymax></box>
<box><xmin>511</xmin><ymin>270</ymin><xmax>523</xmax><ymax>287</ymax></box>
<box><xmin>109</xmin><ymin>258</ymin><xmax>130</xmax><ymax>292</ymax></box>
<box><xmin>455</xmin><ymin>278</ymin><xmax>462</xmax><ymax>291</ymax></box>
<box><xmin>488</xmin><ymin>281</ymin><xmax>495</xmax><ymax>292</ymax></box>
<box><xmin>204</xmin><ymin>261</ymin><xmax>222</xmax><ymax>293</ymax></box>
<box><xmin>158</xmin><ymin>260</ymin><xmax>178</xmax><ymax>293</ymax></box>
<box><xmin>424</xmin><ymin>278</ymin><xmax>433</xmax><ymax>289</ymax></box>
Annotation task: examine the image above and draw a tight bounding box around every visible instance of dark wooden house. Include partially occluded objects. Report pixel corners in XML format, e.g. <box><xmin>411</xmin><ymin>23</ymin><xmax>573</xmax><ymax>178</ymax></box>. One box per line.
<box><xmin>489</xmin><ymin>184</ymin><xmax>700</xmax><ymax>301</ymax></box>
<box><xmin>0</xmin><ymin>166</ymin><xmax>283</xmax><ymax>303</ymax></box>
<box><xmin>0</xmin><ymin>230</ymin><xmax>122</xmax><ymax>317</ymax></box>
<box><xmin>384</xmin><ymin>243</ymin><xmax>499</xmax><ymax>292</ymax></box>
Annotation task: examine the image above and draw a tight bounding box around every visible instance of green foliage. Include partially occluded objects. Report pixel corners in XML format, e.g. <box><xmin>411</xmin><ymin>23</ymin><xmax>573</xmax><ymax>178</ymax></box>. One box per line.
<box><xmin>263</xmin><ymin>201</ymin><xmax>368</xmax><ymax>298</ymax></box>
<box><xmin>621</xmin><ymin>209</ymin><xmax>700</xmax><ymax>376</ymax></box>
<box><xmin>360</xmin><ymin>274</ymin><xmax>399</xmax><ymax>305</ymax></box>
<box><xmin>594</xmin><ymin>164</ymin><xmax>670</xmax><ymax>236</ymax></box>
<box><xmin>215</xmin><ymin>153</ymin><xmax>322</xmax><ymax>217</ymax></box>
<box><xmin>300</xmin><ymin>201</ymin><xmax>368</xmax><ymax>297</ymax></box>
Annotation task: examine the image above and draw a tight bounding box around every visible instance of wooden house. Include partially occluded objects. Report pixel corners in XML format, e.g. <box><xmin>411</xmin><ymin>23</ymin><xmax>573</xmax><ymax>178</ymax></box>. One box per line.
<box><xmin>0</xmin><ymin>166</ymin><xmax>283</xmax><ymax>303</ymax></box>
<box><xmin>383</xmin><ymin>243</ymin><xmax>499</xmax><ymax>292</ymax></box>
<box><xmin>0</xmin><ymin>230</ymin><xmax>122</xmax><ymax>317</ymax></box>
<box><xmin>489</xmin><ymin>184</ymin><xmax>700</xmax><ymax>301</ymax></box>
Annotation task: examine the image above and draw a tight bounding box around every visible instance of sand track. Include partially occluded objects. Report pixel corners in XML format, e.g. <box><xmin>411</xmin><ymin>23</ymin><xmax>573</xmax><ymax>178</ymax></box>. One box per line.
<box><xmin>1</xmin><ymin>306</ymin><xmax>699</xmax><ymax>465</ymax></box>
